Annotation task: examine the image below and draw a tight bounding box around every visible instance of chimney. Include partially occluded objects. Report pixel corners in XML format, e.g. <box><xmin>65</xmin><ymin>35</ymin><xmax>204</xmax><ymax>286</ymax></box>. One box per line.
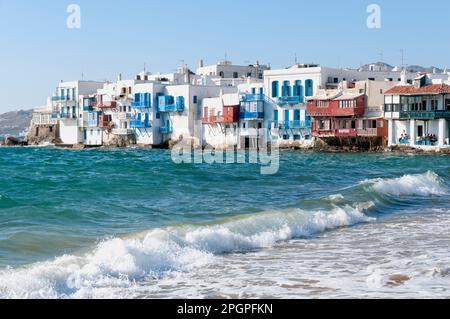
<box><xmin>400</xmin><ymin>68</ymin><xmax>407</xmax><ymax>85</ymax></box>
<box><xmin>199</xmin><ymin>59</ymin><xmax>204</xmax><ymax>68</ymax></box>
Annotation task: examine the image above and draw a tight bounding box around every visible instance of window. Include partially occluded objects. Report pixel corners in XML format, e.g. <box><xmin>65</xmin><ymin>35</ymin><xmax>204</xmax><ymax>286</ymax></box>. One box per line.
<box><xmin>271</xmin><ymin>81</ymin><xmax>279</xmax><ymax>98</ymax></box>
<box><xmin>282</xmin><ymin>81</ymin><xmax>291</xmax><ymax>97</ymax></box>
<box><xmin>293</xmin><ymin>80</ymin><xmax>302</xmax><ymax>97</ymax></box>
<box><xmin>305</xmin><ymin>79</ymin><xmax>313</xmax><ymax>97</ymax></box>
<box><xmin>252</xmin><ymin>88</ymin><xmax>256</xmax><ymax>95</ymax></box>
<box><xmin>294</xmin><ymin>110</ymin><xmax>300</xmax><ymax>121</ymax></box>
<box><xmin>193</xmin><ymin>96</ymin><xmax>198</xmax><ymax>104</ymax></box>
<box><xmin>219</xmin><ymin>71</ymin><xmax>224</xmax><ymax>78</ymax></box>
<box><xmin>247</xmin><ymin>72</ymin><xmax>252</xmax><ymax>77</ymax></box>
<box><xmin>368</xmin><ymin>78</ymin><xmax>375</xmax><ymax>81</ymax></box>
<box><xmin>49</xmin><ymin>126</ymin><xmax>53</xmax><ymax>133</ymax></box>
<box><xmin>233</xmin><ymin>72</ymin><xmax>238</xmax><ymax>79</ymax></box>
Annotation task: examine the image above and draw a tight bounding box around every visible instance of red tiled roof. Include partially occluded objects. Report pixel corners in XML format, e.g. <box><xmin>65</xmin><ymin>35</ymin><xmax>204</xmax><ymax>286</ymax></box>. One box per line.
<box><xmin>385</xmin><ymin>84</ymin><xmax>450</xmax><ymax>95</ymax></box>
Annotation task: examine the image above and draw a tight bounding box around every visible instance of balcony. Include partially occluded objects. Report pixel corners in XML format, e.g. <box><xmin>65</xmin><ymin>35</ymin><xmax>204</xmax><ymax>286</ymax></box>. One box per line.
<box><xmin>334</xmin><ymin>128</ymin><xmax>358</xmax><ymax>137</ymax></box>
<box><xmin>332</xmin><ymin>107</ymin><xmax>365</xmax><ymax>117</ymax></box>
<box><xmin>240</xmin><ymin>93</ymin><xmax>265</xmax><ymax>102</ymax></box>
<box><xmin>52</xmin><ymin>96</ymin><xmax>76</xmax><ymax>102</ymax></box>
<box><xmin>277</xmin><ymin>96</ymin><xmax>302</xmax><ymax>106</ymax></box>
<box><xmin>240</xmin><ymin>112</ymin><xmax>264</xmax><ymax>120</ymax></box>
<box><xmin>132</xmin><ymin>100</ymin><xmax>151</xmax><ymax>109</ymax></box>
<box><xmin>111</xmin><ymin>128</ymin><xmax>133</xmax><ymax>135</ymax></box>
<box><xmin>85</xmin><ymin>119</ymin><xmax>99</xmax><ymax>127</ymax></box>
<box><xmin>357</xmin><ymin>128</ymin><xmax>377</xmax><ymax>136</ymax></box>
<box><xmin>130</xmin><ymin>120</ymin><xmax>151</xmax><ymax>129</ymax></box>
<box><xmin>92</xmin><ymin>101</ymin><xmax>118</xmax><ymax>109</ymax></box>
<box><xmin>203</xmin><ymin>116</ymin><xmax>224</xmax><ymax>124</ymax></box>
<box><xmin>307</xmin><ymin>104</ymin><xmax>333</xmax><ymax>117</ymax></box>
<box><xmin>158</xmin><ymin>96</ymin><xmax>185</xmax><ymax>113</ymax></box>
<box><xmin>159</xmin><ymin>126</ymin><xmax>173</xmax><ymax>134</ymax></box>
<box><xmin>277</xmin><ymin>120</ymin><xmax>311</xmax><ymax>129</ymax></box>
<box><xmin>399</xmin><ymin>110</ymin><xmax>450</xmax><ymax>120</ymax></box>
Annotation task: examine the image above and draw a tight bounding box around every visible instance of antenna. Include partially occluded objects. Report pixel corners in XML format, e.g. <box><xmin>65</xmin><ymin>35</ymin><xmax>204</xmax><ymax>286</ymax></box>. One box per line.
<box><xmin>400</xmin><ymin>49</ymin><xmax>405</xmax><ymax>68</ymax></box>
<box><xmin>144</xmin><ymin>62</ymin><xmax>146</xmax><ymax>73</ymax></box>
<box><xmin>294</xmin><ymin>53</ymin><xmax>298</xmax><ymax>65</ymax></box>
<box><xmin>379</xmin><ymin>50</ymin><xmax>384</xmax><ymax>63</ymax></box>
<box><xmin>81</xmin><ymin>72</ymin><xmax>84</xmax><ymax>81</ymax></box>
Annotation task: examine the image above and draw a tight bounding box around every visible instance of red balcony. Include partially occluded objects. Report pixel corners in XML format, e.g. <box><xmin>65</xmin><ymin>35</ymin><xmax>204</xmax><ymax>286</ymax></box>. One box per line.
<box><xmin>203</xmin><ymin>116</ymin><xmax>224</xmax><ymax>124</ymax></box>
<box><xmin>335</xmin><ymin>128</ymin><xmax>358</xmax><ymax>137</ymax></box>
<box><xmin>203</xmin><ymin>106</ymin><xmax>239</xmax><ymax>124</ymax></box>
<box><xmin>307</xmin><ymin>101</ymin><xmax>333</xmax><ymax>117</ymax></box>
<box><xmin>92</xmin><ymin>101</ymin><xmax>118</xmax><ymax>109</ymax></box>
<box><xmin>308</xmin><ymin>95</ymin><xmax>366</xmax><ymax>117</ymax></box>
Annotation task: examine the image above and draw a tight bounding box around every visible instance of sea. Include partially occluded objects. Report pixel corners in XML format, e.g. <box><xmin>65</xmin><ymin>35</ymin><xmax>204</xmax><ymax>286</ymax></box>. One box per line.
<box><xmin>0</xmin><ymin>147</ymin><xmax>449</xmax><ymax>299</ymax></box>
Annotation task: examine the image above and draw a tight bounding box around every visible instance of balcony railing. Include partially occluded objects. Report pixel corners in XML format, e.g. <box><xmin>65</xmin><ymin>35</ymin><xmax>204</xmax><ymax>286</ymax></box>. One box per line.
<box><xmin>159</xmin><ymin>126</ymin><xmax>173</xmax><ymax>134</ymax></box>
<box><xmin>399</xmin><ymin>110</ymin><xmax>450</xmax><ymax>120</ymax></box>
<box><xmin>52</xmin><ymin>96</ymin><xmax>76</xmax><ymax>102</ymax></box>
<box><xmin>277</xmin><ymin>96</ymin><xmax>302</xmax><ymax>105</ymax></box>
<box><xmin>158</xmin><ymin>96</ymin><xmax>185</xmax><ymax>113</ymax></box>
<box><xmin>274</xmin><ymin>120</ymin><xmax>312</xmax><ymax>129</ymax></box>
<box><xmin>132</xmin><ymin>100</ymin><xmax>152</xmax><ymax>109</ymax></box>
<box><xmin>357</xmin><ymin>128</ymin><xmax>378</xmax><ymax>136</ymax></box>
<box><xmin>203</xmin><ymin>116</ymin><xmax>224</xmax><ymax>124</ymax></box>
<box><xmin>240</xmin><ymin>93</ymin><xmax>265</xmax><ymax>102</ymax></box>
<box><xmin>240</xmin><ymin>112</ymin><xmax>264</xmax><ymax>120</ymax></box>
<box><xmin>130</xmin><ymin>120</ymin><xmax>151</xmax><ymax>129</ymax></box>
<box><xmin>111</xmin><ymin>128</ymin><xmax>133</xmax><ymax>135</ymax></box>
<box><xmin>92</xmin><ymin>101</ymin><xmax>118</xmax><ymax>109</ymax></box>
<box><xmin>334</xmin><ymin>128</ymin><xmax>358</xmax><ymax>137</ymax></box>
<box><xmin>84</xmin><ymin>119</ymin><xmax>99</xmax><ymax>127</ymax></box>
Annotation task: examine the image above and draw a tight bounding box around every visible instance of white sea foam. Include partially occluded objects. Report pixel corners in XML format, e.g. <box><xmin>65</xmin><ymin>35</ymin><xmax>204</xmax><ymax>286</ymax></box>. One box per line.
<box><xmin>362</xmin><ymin>171</ymin><xmax>447</xmax><ymax>196</ymax></box>
<box><xmin>0</xmin><ymin>203</ymin><xmax>374</xmax><ymax>299</ymax></box>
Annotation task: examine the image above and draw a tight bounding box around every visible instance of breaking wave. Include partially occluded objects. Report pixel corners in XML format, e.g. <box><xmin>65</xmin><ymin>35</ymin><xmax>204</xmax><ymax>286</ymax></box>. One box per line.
<box><xmin>0</xmin><ymin>203</ymin><xmax>374</xmax><ymax>299</ymax></box>
<box><xmin>361</xmin><ymin>171</ymin><xmax>447</xmax><ymax>197</ymax></box>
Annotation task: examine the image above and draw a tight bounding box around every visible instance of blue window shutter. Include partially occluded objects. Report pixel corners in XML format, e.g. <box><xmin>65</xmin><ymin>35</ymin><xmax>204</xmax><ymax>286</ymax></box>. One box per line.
<box><xmin>284</xmin><ymin>110</ymin><xmax>290</xmax><ymax>122</ymax></box>
<box><xmin>274</xmin><ymin>110</ymin><xmax>278</xmax><ymax>122</ymax></box>
<box><xmin>272</xmin><ymin>81</ymin><xmax>279</xmax><ymax>98</ymax></box>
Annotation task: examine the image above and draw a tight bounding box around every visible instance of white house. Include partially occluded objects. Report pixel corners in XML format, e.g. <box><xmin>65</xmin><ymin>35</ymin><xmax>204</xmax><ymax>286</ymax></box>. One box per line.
<box><xmin>384</xmin><ymin>75</ymin><xmax>450</xmax><ymax>149</ymax></box>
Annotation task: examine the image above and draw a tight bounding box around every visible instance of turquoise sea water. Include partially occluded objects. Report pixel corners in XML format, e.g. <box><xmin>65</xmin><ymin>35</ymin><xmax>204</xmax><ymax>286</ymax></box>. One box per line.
<box><xmin>0</xmin><ymin>147</ymin><xmax>449</xmax><ymax>298</ymax></box>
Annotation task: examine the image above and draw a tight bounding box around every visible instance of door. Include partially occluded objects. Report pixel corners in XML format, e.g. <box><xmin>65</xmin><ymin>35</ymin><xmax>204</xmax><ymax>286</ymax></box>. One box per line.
<box><xmin>418</xmin><ymin>125</ymin><xmax>424</xmax><ymax>137</ymax></box>
<box><xmin>284</xmin><ymin>110</ymin><xmax>290</xmax><ymax>127</ymax></box>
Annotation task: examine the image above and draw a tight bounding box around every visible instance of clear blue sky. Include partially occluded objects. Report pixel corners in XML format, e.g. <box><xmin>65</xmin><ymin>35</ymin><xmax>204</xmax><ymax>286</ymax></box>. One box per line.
<box><xmin>1</xmin><ymin>0</ymin><xmax>449</xmax><ymax>112</ymax></box>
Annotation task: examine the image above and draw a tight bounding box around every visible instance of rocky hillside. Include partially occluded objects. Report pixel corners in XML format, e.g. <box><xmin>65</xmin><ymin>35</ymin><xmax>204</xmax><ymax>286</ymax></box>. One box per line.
<box><xmin>0</xmin><ymin>110</ymin><xmax>32</xmax><ymax>137</ymax></box>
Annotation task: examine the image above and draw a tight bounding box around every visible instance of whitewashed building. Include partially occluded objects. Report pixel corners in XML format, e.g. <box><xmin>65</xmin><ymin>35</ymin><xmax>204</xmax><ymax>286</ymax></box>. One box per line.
<box><xmin>384</xmin><ymin>74</ymin><xmax>450</xmax><ymax>149</ymax></box>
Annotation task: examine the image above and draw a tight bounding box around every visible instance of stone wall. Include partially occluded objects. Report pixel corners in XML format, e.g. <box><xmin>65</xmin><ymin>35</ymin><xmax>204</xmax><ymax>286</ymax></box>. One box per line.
<box><xmin>26</xmin><ymin>124</ymin><xmax>60</xmax><ymax>145</ymax></box>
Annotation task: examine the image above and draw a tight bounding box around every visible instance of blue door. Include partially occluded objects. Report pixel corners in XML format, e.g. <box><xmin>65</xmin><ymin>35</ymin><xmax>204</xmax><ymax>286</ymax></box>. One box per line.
<box><xmin>284</xmin><ymin>110</ymin><xmax>290</xmax><ymax>128</ymax></box>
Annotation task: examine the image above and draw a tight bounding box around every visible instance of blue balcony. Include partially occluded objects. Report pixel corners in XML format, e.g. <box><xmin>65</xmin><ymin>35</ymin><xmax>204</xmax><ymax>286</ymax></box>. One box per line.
<box><xmin>240</xmin><ymin>93</ymin><xmax>265</xmax><ymax>102</ymax></box>
<box><xmin>240</xmin><ymin>112</ymin><xmax>265</xmax><ymax>120</ymax></box>
<box><xmin>130</xmin><ymin>120</ymin><xmax>151</xmax><ymax>129</ymax></box>
<box><xmin>159</xmin><ymin>126</ymin><xmax>173</xmax><ymax>134</ymax></box>
<box><xmin>276</xmin><ymin>120</ymin><xmax>311</xmax><ymax>129</ymax></box>
<box><xmin>158</xmin><ymin>96</ymin><xmax>185</xmax><ymax>113</ymax></box>
<box><xmin>132</xmin><ymin>93</ymin><xmax>152</xmax><ymax>109</ymax></box>
<box><xmin>52</xmin><ymin>96</ymin><xmax>76</xmax><ymax>102</ymax></box>
<box><xmin>132</xmin><ymin>100</ymin><xmax>152</xmax><ymax>109</ymax></box>
<box><xmin>277</xmin><ymin>96</ymin><xmax>302</xmax><ymax>105</ymax></box>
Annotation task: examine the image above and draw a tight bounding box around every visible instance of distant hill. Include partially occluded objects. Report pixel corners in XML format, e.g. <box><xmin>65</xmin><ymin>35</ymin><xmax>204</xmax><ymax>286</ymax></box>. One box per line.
<box><xmin>359</xmin><ymin>62</ymin><xmax>445</xmax><ymax>74</ymax></box>
<box><xmin>0</xmin><ymin>110</ymin><xmax>32</xmax><ymax>137</ymax></box>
